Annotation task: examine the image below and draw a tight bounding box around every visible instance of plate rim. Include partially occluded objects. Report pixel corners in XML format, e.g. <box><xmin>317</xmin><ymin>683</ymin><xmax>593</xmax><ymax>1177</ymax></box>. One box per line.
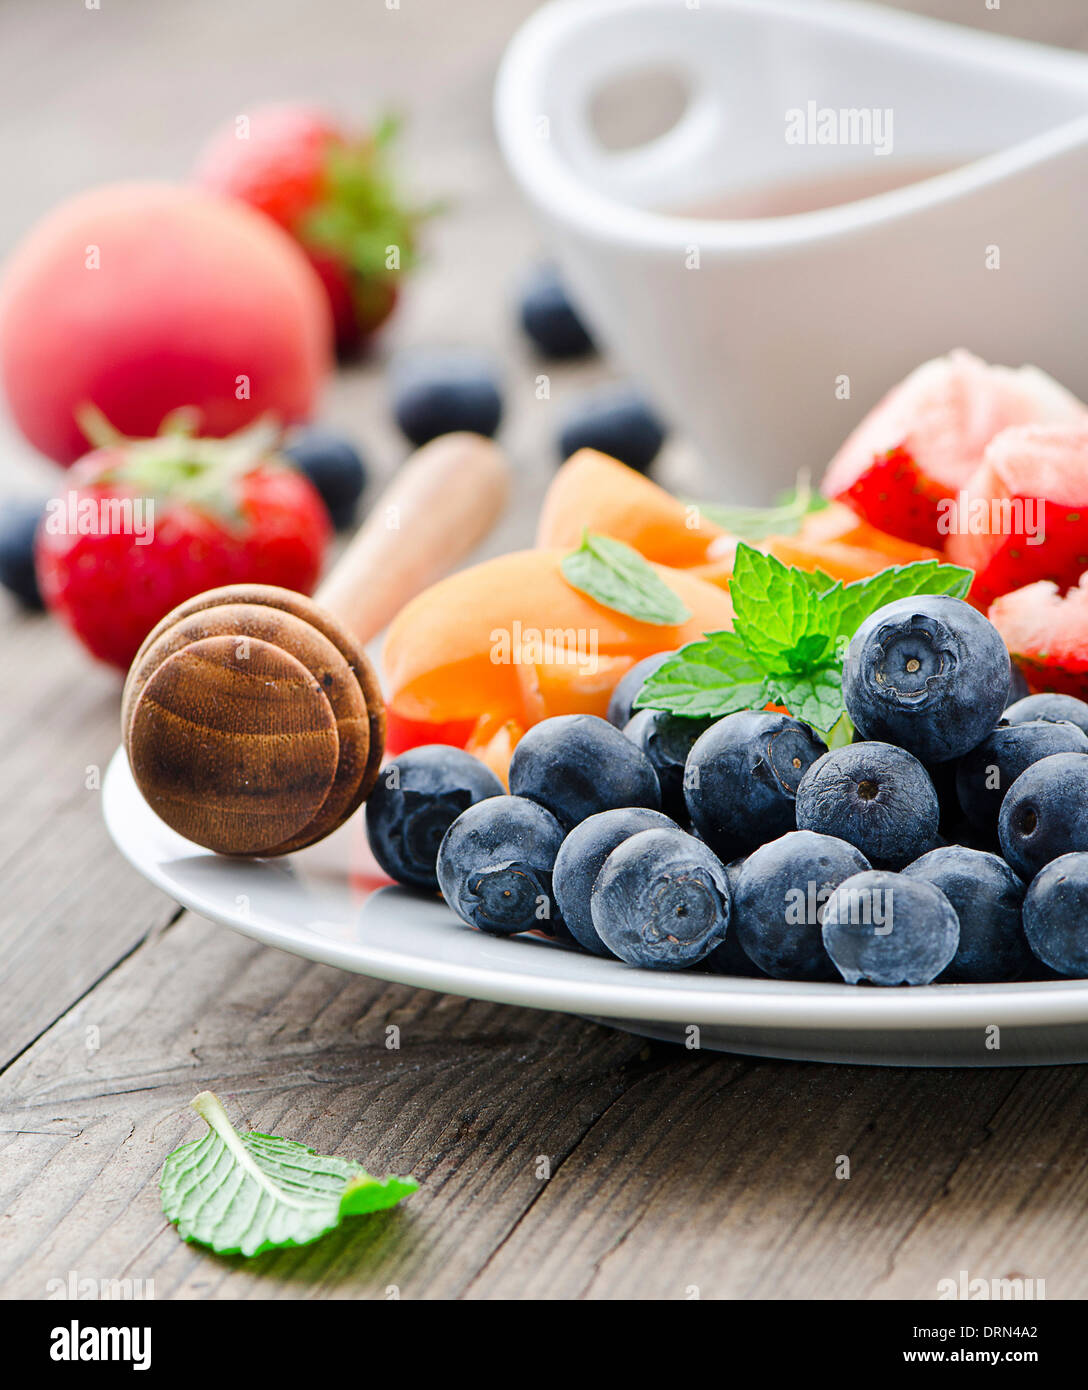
<box><xmin>102</xmin><ymin>746</ymin><xmax>1088</xmax><ymax>1035</ymax></box>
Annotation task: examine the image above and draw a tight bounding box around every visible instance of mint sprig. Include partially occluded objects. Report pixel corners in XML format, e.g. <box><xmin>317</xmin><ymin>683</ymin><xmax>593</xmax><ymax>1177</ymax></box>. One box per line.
<box><xmin>635</xmin><ymin>544</ymin><xmax>972</xmax><ymax>736</ymax></box>
<box><xmin>694</xmin><ymin>473</ymin><xmax>828</xmax><ymax>541</ymax></box>
<box><xmin>161</xmin><ymin>1091</ymin><xmax>417</xmax><ymax>1257</ymax></box>
<box><xmin>562</xmin><ymin>531</ymin><xmax>691</xmax><ymax>626</ymax></box>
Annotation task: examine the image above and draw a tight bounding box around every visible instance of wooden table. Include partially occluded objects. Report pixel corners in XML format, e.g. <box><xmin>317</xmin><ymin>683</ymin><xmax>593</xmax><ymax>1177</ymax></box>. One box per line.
<box><xmin>2</xmin><ymin>0</ymin><xmax>1088</xmax><ymax>1301</ymax></box>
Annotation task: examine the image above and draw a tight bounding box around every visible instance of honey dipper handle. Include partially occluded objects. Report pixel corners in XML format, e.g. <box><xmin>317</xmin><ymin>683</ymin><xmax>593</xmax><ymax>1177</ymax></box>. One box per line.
<box><xmin>315</xmin><ymin>432</ymin><xmax>510</xmax><ymax>645</ymax></box>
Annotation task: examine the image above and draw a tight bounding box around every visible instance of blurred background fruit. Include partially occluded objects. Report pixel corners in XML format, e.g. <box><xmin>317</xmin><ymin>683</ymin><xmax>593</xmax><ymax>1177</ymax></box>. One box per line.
<box><xmin>557</xmin><ymin>385</ymin><xmax>666</xmax><ymax>474</ymax></box>
<box><xmin>282</xmin><ymin>425</ymin><xmax>368</xmax><ymax>529</ymax></box>
<box><xmin>194</xmin><ymin>105</ymin><xmax>429</xmax><ymax>358</ymax></box>
<box><xmin>517</xmin><ymin>262</ymin><xmax>594</xmax><ymax>359</ymax></box>
<box><xmin>0</xmin><ymin>496</ymin><xmax>46</xmax><ymax>608</ymax></box>
<box><xmin>390</xmin><ymin>351</ymin><xmax>503</xmax><ymax>447</ymax></box>
<box><xmin>0</xmin><ymin>183</ymin><xmax>332</xmax><ymax>465</ymax></box>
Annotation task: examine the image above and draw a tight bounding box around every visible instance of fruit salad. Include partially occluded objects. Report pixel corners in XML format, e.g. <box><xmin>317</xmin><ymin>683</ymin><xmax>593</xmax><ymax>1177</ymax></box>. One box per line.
<box><xmin>372</xmin><ymin>351</ymin><xmax>1088</xmax><ymax>986</ymax></box>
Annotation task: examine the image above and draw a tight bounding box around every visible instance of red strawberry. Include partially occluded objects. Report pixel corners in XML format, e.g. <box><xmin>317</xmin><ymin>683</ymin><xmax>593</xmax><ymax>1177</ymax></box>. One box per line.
<box><xmin>35</xmin><ymin>416</ymin><xmax>330</xmax><ymax>670</ymax></box>
<box><xmin>989</xmin><ymin>573</ymin><xmax>1088</xmax><ymax>699</ymax></box>
<box><xmin>946</xmin><ymin>424</ymin><xmax>1088</xmax><ymax>611</ymax></box>
<box><xmin>823</xmin><ymin>350</ymin><xmax>1086</xmax><ymax>549</ymax></box>
<box><xmin>194</xmin><ymin>106</ymin><xmax>423</xmax><ymax>357</ymax></box>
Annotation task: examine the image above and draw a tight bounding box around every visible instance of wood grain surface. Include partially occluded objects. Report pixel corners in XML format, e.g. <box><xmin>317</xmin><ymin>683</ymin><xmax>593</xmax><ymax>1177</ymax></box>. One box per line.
<box><xmin>2</xmin><ymin>0</ymin><xmax>1087</xmax><ymax>1301</ymax></box>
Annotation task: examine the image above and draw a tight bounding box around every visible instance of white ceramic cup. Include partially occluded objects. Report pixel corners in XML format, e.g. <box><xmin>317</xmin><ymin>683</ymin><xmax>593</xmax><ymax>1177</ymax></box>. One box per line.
<box><xmin>495</xmin><ymin>0</ymin><xmax>1088</xmax><ymax>502</ymax></box>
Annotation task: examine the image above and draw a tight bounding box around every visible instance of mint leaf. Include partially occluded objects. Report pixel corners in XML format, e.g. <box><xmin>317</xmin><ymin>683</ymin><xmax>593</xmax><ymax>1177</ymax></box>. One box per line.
<box><xmin>562</xmin><ymin>531</ymin><xmax>691</xmax><ymax>626</ymax></box>
<box><xmin>633</xmin><ymin>546</ymin><xmax>974</xmax><ymax>732</ymax></box>
<box><xmin>828</xmin><ymin>560</ymin><xmax>973</xmax><ymax>645</ymax></box>
<box><xmin>800</xmin><ymin>566</ymin><xmax>840</xmax><ymax>597</ymax></box>
<box><xmin>695</xmin><ymin>474</ymin><xmax>828</xmax><ymax>541</ymax></box>
<box><xmin>161</xmin><ymin>1091</ymin><xmax>417</xmax><ymax>1257</ymax></box>
<box><xmin>729</xmin><ymin>544</ymin><xmax>838</xmax><ymax>673</ymax></box>
<box><xmin>765</xmin><ymin>665</ymin><xmax>844</xmax><ymax>736</ymax></box>
<box><xmin>635</xmin><ymin>630</ymin><xmax>767</xmax><ymax>718</ymax></box>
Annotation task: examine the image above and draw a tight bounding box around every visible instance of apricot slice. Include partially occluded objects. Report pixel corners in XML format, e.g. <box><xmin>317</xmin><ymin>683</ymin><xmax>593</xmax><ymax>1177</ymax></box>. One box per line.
<box><xmin>762</xmin><ymin>502</ymin><xmax>941</xmax><ymax>583</ymax></box>
<box><xmin>465</xmin><ymin>713</ymin><xmax>523</xmax><ymax>788</ymax></box>
<box><xmin>536</xmin><ymin>449</ymin><xmax>723</xmax><ymax>567</ymax></box>
<box><xmin>383</xmin><ymin>548</ymin><xmax>733</xmax><ymax>728</ymax></box>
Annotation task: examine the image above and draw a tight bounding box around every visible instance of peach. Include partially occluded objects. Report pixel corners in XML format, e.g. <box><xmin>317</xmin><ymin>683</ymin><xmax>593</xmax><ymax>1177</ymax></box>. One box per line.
<box><xmin>0</xmin><ymin>183</ymin><xmax>332</xmax><ymax>464</ymax></box>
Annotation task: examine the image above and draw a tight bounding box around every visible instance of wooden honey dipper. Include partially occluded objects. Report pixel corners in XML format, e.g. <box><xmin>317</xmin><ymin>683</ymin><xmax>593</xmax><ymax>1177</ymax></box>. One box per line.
<box><xmin>121</xmin><ymin>432</ymin><xmax>509</xmax><ymax>856</ymax></box>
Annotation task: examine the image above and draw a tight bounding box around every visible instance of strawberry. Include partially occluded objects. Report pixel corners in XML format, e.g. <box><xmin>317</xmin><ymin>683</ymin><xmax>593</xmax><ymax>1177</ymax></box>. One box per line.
<box><xmin>194</xmin><ymin>106</ymin><xmax>425</xmax><ymax>357</ymax></box>
<box><xmin>35</xmin><ymin>414</ymin><xmax>330</xmax><ymax>670</ymax></box>
<box><xmin>946</xmin><ymin>424</ymin><xmax>1088</xmax><ymax>611</ymax></box>
<box><xmin>989</xmin><ymin>573</ymin><xmax>1088</xmax><ymax>699</ymax></box>
<box><xmin>823</xmin><ymin>350</ymin><xmax>1087</xmax><ymax>549</ymax></box>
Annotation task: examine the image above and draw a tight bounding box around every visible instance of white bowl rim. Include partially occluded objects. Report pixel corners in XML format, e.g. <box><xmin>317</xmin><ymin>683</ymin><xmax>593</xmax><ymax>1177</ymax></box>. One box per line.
<box><xmin>494</xmin><ymin>0</ymin><xmax>1088</xmax><ymax>256</ymax></box>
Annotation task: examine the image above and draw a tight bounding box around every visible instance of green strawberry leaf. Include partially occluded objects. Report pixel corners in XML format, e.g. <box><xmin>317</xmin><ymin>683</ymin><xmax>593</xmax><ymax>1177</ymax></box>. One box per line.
<box><xmin>160</xmin><ymin>1091</ymin><xmax>417</xmax><ymax>1257</ymax></box>
<box><xmin>562</xmin><ymin>531</ymin><xmax>691</xmax><ymax>626</ymax></box>
<box><xmin>634</xmin><ymin>630</ymin><xmax>767</xmax><ymax>718</ymax></box>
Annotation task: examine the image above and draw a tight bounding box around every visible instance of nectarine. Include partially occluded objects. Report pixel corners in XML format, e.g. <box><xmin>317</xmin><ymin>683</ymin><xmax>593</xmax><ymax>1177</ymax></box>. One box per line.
<box><xmin>0</xmin><ymin>183</ymin><xmax>332</xmax><ymax>464</ymax></box>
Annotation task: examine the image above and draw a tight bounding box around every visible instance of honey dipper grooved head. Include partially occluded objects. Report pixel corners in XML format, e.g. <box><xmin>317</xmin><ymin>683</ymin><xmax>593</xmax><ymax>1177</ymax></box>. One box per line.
<box><xmin>122</xmin><ymin>584</ymin><xmax>384</xmax><ymax>856</ymax></box>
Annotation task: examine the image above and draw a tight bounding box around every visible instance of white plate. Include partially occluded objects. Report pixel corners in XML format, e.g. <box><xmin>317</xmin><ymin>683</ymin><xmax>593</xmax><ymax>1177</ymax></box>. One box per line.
<box><xmin>103</xmin><ymin>747</ymin><xmax>1088</xmax><ymax>1067</ymax></box>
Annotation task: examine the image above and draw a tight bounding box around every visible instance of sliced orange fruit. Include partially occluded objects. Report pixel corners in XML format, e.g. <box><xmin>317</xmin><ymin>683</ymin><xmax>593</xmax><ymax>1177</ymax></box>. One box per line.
<box><xmin>383</xmin><ymin>547</ymin><xmax>733</xmax><ymax>730</ymax></box>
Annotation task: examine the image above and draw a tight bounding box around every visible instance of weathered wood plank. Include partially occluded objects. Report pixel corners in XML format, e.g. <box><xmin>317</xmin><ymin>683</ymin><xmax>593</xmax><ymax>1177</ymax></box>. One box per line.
<box><xmin>0</xmin><ymin>911</ymin><xmax>648</xmax><ymax>1299</ymax></box>
<box><xmin>0</xmin><ymin>612</ymin><xmax>182</xmax><ymax>1069</ymax></box>
<box><xmin>3</xmin><ymin>902</ymin><xmax>1087</xmax><ymax>1300</ymax></box>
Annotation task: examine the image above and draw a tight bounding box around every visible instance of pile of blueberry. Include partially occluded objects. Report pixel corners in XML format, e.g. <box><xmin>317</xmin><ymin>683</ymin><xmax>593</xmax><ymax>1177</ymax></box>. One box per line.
<box><xmin>366</xmin><ymin>594</ymin><xmax>1088</xmax><ymax>985</ymax></box>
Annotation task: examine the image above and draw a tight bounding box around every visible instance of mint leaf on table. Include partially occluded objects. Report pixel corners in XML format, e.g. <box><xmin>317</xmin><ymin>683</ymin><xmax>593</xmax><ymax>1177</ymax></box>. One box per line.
<box><xmin>635</xmin><ymin>541</ymin><xmax>976</xmax><ymax>736</ymax></box>
<box><xmin>695</xmin><ymin>474</ymin><xmax>828</xmax><ymax>541</ymax></box>
<box><xmin>635</xmin><ymin>630</ymin><xmax>768</xmax><ymax>719</ymax></box>
<box><xmin>561</xmin><ymin>530</ymin><xmax>691</xmax><ymax>626</ymax></box>
<box><xmin>160</xmin><ymin>1091</ymin><xmax>417</xmax><ymax>1257</ymax></box>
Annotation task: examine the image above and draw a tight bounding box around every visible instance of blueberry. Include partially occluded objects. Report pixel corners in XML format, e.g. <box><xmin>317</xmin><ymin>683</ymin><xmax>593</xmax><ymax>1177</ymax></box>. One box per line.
<box><xmin>557</xmin><ymin>385</ymin><xmax>666</xmax><ymax>474</ymax></box>
<box><xmin>1006</xmin><ymin>663</ymin><xmax>1030</xmax><ymax>704</ymax></box>
<box><xmin>282</xmin><ymin>428</ymin><xmax>367</xmax><ymax>530</ymax></box>
<box><xmin>606</xmin><ymin>652</ymin><xmax>672</xmax><ymax>727</ymax></box>
<box><xmin>795</xmin><ymin>741</ymin><xmax>940</xmax><ymax>869</ymax></box>
<box><xmin>703</xmin><ymin>856</ymin><xmax>764</xmax><ymax>976</ymax></box>
<box><xmin>684</xmin><ymin>710</ymin><xmax>827</xmax><ymax>859</ymax></box>
<box><xmin>509</xmin><ymin>714</ymin><xmax>660</xmax><ymax>830</ymax></box>
<box><xmin>842</xmin><ymin>595</ymin><xmax>1009</xmax><ymax>762</ymax></box>
<box><xmin>732</xmin><ymin>830</ymin><xmax>870</xmax><ymax>981</ymax></box>
<box><xmin>391</xmin><ymin>352</ymin><xmax>503</xmax><ymax>447</ymax></box>
<box><xmin>822</xmin><ymin>870</ymin><xmax>959</xmax><ymax>985</ymax></box>
<box><xmin>437</xmin><ymin>795</ymin><xmax>565</xmax><ymax>935</ymax></box>
<box><xmin>366</xmin><ymin>745</ymin><xmax>505</xmax><ymax>890</ymax></box>
<box><xmin>552</xmin><ymin>807</ymin><xmax>676</xmax><ymax>956</ymax></box>
<box><xmin>921</xmin><ymin>756</ymin><xmax>964</xmax><ymax>838</ymax></box>
<box><xmin>903</xmin><ymin>846</ymin><xmax>1029</xmax><ymax>982</ymax></box>
<box><xmin>955</xmin><ymin>720</ymin><xmax>1088</xmax><ymax>836</ymax></box>
<box><xmin>591</xmin><ymin>827</ymin><xmax>731</xmax><ymax>969</ymax></box>
<box><xmin>998</xmin><ymin>751</ymin><xmax>1088</xmax><ymax>880</ymax></box>
<box><xmin>0</xmin><ymin>497</ymin><xmax>45</xmax><ymax>609</ymax></box>
<box><xmin>1022</xmin><ymin>852</ymin><xmax>1088</xmax><ymax>977</ymax></box>
<box><xmin>1003</xmin><ymin>692</ymin><xmax>1088</xmax><ymax>737</ymax></box>
<box><xmin>623</xmin><ymin>709</ymin><xmax>711</xmax><ymax>821</ymax></box>
<box><xmin>518</xmin><ymin>263</ymin><xmax>594</xmax><ymax>358</ymax></box>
